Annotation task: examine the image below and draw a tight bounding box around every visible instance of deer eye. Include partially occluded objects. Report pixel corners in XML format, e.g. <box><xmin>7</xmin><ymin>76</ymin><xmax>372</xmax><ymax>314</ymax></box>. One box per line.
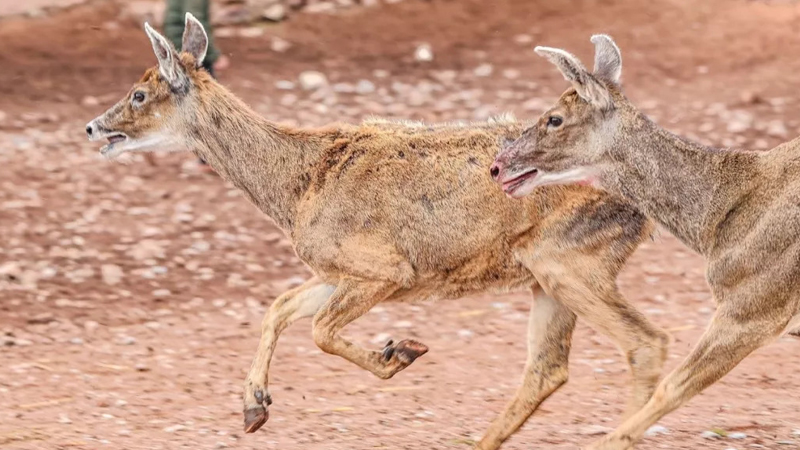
<box><xmin>547</xmin><ymin>116</ymin><xmax>563</xmax><ymax>128</ymax></box>
<box><xmin>132</xmin><ymin>91</ymin><xmax>146</xmax><ymax>103</ymax></box>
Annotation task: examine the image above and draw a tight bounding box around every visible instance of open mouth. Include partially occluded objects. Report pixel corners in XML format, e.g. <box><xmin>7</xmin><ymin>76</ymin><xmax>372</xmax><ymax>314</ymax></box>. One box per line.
<box><xmin>501</xmin><ymin>169</ymin><xmax>538</xmax><ymax>195</ymax></box>
<box><xmin>107</xmin><ymin>134</ymin><xmax>127</xmax><ymax>145</ymax></box>
<box><xmin>100</xmin><ymin>133</ymin><xmax>128</xmax><ymax>155</ymax></box>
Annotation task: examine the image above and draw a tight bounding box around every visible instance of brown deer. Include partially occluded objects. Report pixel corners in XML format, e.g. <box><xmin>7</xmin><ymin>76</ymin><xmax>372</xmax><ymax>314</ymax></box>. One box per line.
<box><xmin>492</xmin><ymin>34</ymin><xmax>800</xmax><ymax>449</ymax></box>
<box><xmin>86</xmin><ymin>16</ymin><xmax>670</xmax><ymax>449</ymax></box>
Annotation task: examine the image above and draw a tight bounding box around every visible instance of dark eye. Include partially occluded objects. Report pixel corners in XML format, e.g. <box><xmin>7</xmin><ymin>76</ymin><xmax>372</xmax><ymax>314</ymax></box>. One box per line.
<box><xmin>547</xmin><ymin>116</ymin><xmax>563</xmax><ymax>127</ymax></box>
<box><xmin>132</xmin><ymin>91</ymin><xmax>146</xmax><ymax>103</ymax></box>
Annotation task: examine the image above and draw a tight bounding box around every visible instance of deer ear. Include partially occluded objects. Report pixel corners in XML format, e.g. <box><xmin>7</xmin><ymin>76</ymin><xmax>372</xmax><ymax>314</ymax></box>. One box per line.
<box><xmin>591</xmin><ymin>34</ymin><xmax>622</xmax><ymax>85</ymax></box>
<box><xmin>534</xmin><ymin>45</ymin><xmax>613</xmax><ymax>111</ymax></box>
<box><xmin>144</xmin><ymin>22</ymin><xmax>185</xmax><ymax>87</ymax></box>
<box><xmin>182</xmin><ymin>13</ymin><xmax>208</xmax><ymax>68</ymax></box>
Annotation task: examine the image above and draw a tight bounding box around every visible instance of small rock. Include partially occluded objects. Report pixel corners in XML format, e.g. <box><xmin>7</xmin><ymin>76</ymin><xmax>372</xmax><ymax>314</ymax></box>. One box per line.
<box><xmin>118</xmin><ymin>335</ymin><xmax>136</xmax><ymax>346</ymax></box>
<box><xmin>645</xmin><ymin>425</ymin><xmax>669</xmax><ymax>437</ymax></box>
<box><xmin>514</xmin><ymin>34</ymin><xmax>533</xmax><ymax>44</ymax></box>
<box><xmin>239</xmin><ymin>27</ymin><xmax>264</xmax><ymax>38</ymax></box>
<box><xmin>262</xmin><ymin>4</ymin><xmax>286</xmax><ymax>21</ymax></box>
<box><xmin>457</xmin><ymin>329</ymin><xmax>474</xmax><ymax>338</ymax></box>
<box><xmin>101</xmin><ymin>264</ymin><xmax>124</xmax><ymax>285</ymax></box>
<box><xmin>271</xmin><ymin>37</ymin><xmax>291</xmax><ymax>53</ymax></box>
<box><xmin>414</xmin><ymin>43</ymin><xmax>434</xmax><ymax>62</ymax></box>
<box><xmin>275</xmin><ymin>80</ymin><xmax>295</xmax><ymax>90</ymax></box>
<box><xmin>70</xmin><ymin>337</ymin><xmax>84</xmax><ymax>345</ymax></box>
<box><xmin>793</xmin><ymin>430</ymin><xmax>800</xmax><ymax>436</ymax></box>
<box><xmin>473</xmin><ymin>63</ymin><xmax>494</xmax><ymax>77</ymax></box>
<box><xmin>82</xmin><ymin>96</ymin><xmax>100</xmax><ymax>107</ymax></box>
<box><xmin>356</xmin><ymin>79</ymin><xmax>376</xmax><ymax>95</ymax></box>
<box><xmin>135</xmin><ymin>363</ymin><xmax>150</xmax><ymax>372</ymax></box>
<box><xmin>777</xmin><ymin>441</ymin><xmax>796</xmax><ymax>446</ymax></box>
<box><xmin>152</xmin><ymin>289</ymin><xmax>171</xmax><ymax>298</ymax></box>
<box><xmin>370</xmin><ymin>332</ymin><xmax>392</xmax><ymax>345</ymax></box>
<box><xmin>728</xmin><ymin>432</ymin><xmax>747</xmax><ymax>440</ymax></box>
<box><xmin>578</xmin><ymin>425</ymin><xmax>614</xmax><ymax>436</ymax></box>
<box><xmin>701</xmin><ymin>430</ymin><xmax>723</xmax><ymax>440</ymax></box>
<box><xmin>298</xmin><ymin>71</ymin><xmax>328</xmax><ymax>91</ymax></box>
<box><xmin>766</xmin><ymin>120</ymin><xmax>788</xmax><ymax>138</ymax></box>
<box><xmin>163</xmin><ymin>424</ymin><xmax>186</xmax><ymax>433</ymax></box>
<box><xmin>58</xmin><ymin>414</ymin><xmax>72</xmax><ymax>424</ymax></box>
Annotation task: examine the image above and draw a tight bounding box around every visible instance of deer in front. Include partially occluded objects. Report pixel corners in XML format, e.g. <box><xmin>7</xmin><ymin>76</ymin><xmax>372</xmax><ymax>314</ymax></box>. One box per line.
<box><xmin>492</xmin><ymin>34</ymin><xmax>800</xmax><ymax>449</ymax></box>
<box><xmin>86</xmin><ymin>16</ymin><xmax>671</xmax><ymax>448</ymax></box>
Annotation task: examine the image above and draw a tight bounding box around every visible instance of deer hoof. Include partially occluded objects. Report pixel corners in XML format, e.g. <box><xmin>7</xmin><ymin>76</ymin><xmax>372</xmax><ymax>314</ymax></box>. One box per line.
<box><xmin>383</xmin><ymin>339</ymin><xmax>428</xmax><ymax>364</ymax></box>
<box><xmin>243</xmin><ymin>405</ymin><xmax>269</xmax><ymax>433</ymax></box>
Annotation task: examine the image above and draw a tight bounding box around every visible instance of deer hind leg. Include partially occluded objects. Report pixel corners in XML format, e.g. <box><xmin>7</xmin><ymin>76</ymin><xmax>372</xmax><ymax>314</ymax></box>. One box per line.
<box><xmin>476</xmin><ymin>285</ymin><xmax>577</xmax><ymax>450</ymax></box>
<box><xmin>587</xmin><ymin>303</ymin><xmax>791</xmax><ymax>450</ymax></box>
<box><xmin>243</xmin><ymin>278</ymin><xmax>335</xmax><ymax>433</ymax></box>
<box><xmin>312</xmin><ymin>279</ymin><xmax>428</xmax><ymax>380</ymax></box>
<box><xmin>526</xmin><ymin>255</ymin><xmax>670</xmax><ymax>421</ymax></box>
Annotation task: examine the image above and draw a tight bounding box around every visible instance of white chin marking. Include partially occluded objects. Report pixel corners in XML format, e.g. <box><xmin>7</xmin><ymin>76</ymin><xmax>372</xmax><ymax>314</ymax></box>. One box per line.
<box><xmin>511</xmin><ymin>167</ymin><xmax>597</xmax><ymax>197</ymax></box>
<box><xmin>100</xmin><ymin>134</ymin><xmax>178</xmax><ymax>159</ymax></box>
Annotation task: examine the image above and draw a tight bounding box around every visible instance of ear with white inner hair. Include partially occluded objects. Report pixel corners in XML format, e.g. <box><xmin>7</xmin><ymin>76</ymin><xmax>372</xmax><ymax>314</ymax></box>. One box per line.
<box><xmin>182</xmin><ymin>13</ymin><xmax>208</xmax><ymax>68</ymax></box>
<box><xmin>144</xmin><ymin>22</ymin><xmax>184</xmax><ymax>87</ymax></box>
<box><xmin>591</xmin><ymin>34</ymin><xmax>622</xmax><ymax>84</ymax></box>
<box><xmin>534</xmin><ymin>45</ymin><xmax>613</xmax><ymax>111</ymax></box>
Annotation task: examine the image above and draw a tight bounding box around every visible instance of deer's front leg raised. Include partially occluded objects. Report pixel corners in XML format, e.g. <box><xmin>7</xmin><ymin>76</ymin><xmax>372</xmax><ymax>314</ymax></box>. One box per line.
<box><xmin>312</xmin><ymin>279</ymin><xmax>429</xmax><ymax>380</ymax></box>
<box><xmin>476</xmin><ymin>285</ymin><xmax>576</xmax><ymax>450</ymax></box>
<box><xmin>243</xmin><ymin>278</ymin><xmax>335</xmax><ymax>433</ymax></box>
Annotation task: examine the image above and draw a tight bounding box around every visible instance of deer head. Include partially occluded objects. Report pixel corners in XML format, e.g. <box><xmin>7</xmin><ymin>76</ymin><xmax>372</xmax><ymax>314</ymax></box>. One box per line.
<box><xmin>490</xmin><ymin>35</ymin><xmax>624</xmax><ymax>198</ymax></box>
<box><xmin>85</xmin><ymin>13</ymin><xmax>211</xmax><ymax>158</ymax></box>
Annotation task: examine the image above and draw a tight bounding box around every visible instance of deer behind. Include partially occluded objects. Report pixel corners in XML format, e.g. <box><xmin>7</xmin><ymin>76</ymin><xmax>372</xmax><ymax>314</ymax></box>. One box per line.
<box><xmin>86</xmin><ymin>16</ymin><xmax>670</xmax><ymax>449</ymax></box>
<box><xmin>493</xmin><ymin>34</ymin><xmax>800</xmax><ymax>450</ymax></box>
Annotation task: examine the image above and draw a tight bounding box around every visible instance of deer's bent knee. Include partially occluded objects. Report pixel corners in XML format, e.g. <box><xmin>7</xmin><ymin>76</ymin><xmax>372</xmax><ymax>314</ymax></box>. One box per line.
<box><xmin>311</xmin><ymin>321</ymin><xmax>336</xmax><ymax>354</ymax></box>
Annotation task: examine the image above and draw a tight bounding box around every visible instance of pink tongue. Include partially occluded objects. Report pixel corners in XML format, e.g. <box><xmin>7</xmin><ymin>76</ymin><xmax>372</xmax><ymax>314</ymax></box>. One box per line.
<box><xmin>108</xmin><ymin>135</ymin><xmax>125</xmax><ymax>144</ymax></box>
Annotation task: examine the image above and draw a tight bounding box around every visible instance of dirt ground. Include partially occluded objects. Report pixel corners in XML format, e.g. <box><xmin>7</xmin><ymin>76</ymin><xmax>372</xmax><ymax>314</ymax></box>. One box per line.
<box><xmin>1</xmin><ymin>0</ymin><xmax>800</xmax><ymax>449</ymax></box>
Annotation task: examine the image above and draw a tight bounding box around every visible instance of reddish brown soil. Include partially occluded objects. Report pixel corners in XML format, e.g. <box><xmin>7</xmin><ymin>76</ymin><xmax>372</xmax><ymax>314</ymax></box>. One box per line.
<box><xmin>1</xmin><ymin>1</ymin><xmax>799</xmax><ymax>449</ymax></box>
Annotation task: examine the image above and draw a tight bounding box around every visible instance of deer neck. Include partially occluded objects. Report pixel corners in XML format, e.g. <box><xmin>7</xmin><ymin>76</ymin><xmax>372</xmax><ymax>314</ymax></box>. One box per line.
<box><xmin>599</xmin><ymin>107</ymin><xmax>759</xmax><ymax>255</ymax></box>
<box><xmin>184</xmin><ymin>82</ymin><xmax>333</xmax><ymax>232</ymax></box>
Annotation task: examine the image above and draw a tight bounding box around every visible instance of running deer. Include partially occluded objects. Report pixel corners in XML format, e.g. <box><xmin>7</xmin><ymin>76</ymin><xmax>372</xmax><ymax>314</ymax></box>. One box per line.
<box><xmin>492</xmin><ymin>34</ymin><xmax>800</xmax><ymax>449</ymax></box>
<box><xmin>86</xmin><ymin>16</ymin><xmax>670</xmax><ymax>449</ymax></box>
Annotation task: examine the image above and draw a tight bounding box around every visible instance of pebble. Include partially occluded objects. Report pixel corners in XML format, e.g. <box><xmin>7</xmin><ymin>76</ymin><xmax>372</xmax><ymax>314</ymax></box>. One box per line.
<box><xmin>275</xmin><ymin>80</ymin><xmax>295</xmax><ymax>90</ymax></box>
<box><xmin>356</xmin><ymin>79</ymin><xmax>376</xmax><ymax>94</ymax></box>
<box><xmin>101</xmin><ymin>264</ymin><xmax>124</xmax><ymax>285</ymax></box>
<box><xmin>766</xmin><ymin>119</ymin><xmax>788</xmax><ymax>138</ymax></box>
<box><xmin>473</xmin><ymin>63</ymin><xmax>494</xmax><ymax>77</ymax></box>
<box><xmin>152</xmin><ymin>289</ymin><xmax>171</xmax><ymax>298</ymax></box>
<box><xmin>271</xmin><ymin>36</ymin><xmax>291</xmax><ymax>53</ymax></box>
<box><xmin>69</xmin><ymin>337</ymin><xmax>84</xmax><ymax>345</ymax></box>
<box><xmin>644</xmin><ymin>425</ymin><xmax>669</xmax><ymax>437</ymax></box>
<box><xmin>777</xmin><ymin>441</ymin><xmax>796</xmax><ymax>446</ymax></box>
<box><xmin>728</xmin><ymin>432</ymin><xmax>747</xmax><ymax>439</ymax></box>
<box><xmin>298</xmin><ymin>71</ymin><xmax>329</xmax><ymax>90</ymax></box>
<box><xmin>701</xmin><ymin>430</ymin><xmax>722</xmax><ymax>439</ymax></box>
<box><xmin>414</xmin><ymin>43</ymin><xmax>434</xmax><ymax>62</ymax></box>
<box><xmin>578</xmin><ymin>425</ymin><xmax>614</xmax><ymax>436</ymax></box>
<box><xmin>262</xmin><ymin>4</ymin><xmax>286</xmax><ymax>21</ymax></box>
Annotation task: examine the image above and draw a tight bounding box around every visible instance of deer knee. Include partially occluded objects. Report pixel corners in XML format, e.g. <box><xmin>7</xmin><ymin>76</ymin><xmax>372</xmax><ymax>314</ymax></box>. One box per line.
<box><xmin>311</xmin><ymin>320</ymin><xmax>336</xmax><ymax>354</ymax></box>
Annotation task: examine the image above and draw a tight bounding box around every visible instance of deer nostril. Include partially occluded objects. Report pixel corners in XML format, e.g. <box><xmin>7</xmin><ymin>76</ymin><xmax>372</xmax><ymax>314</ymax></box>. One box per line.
<box><xmin>490</xmin><ymin>164</ymin><xmax>500</xmax><ymax>179</ymax></box>
<box><xmin>85</xmin><ymin>124</ymin><xmax>93</xmax><ymax>137</ymax></box>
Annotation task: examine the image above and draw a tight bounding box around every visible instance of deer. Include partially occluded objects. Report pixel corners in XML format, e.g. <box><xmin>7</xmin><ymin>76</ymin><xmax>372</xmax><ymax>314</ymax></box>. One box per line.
<box><xmin>491</xmin><ymin>34</ymin><xmax>800</xmax><ymax>449</ymax></box>
<box><xmin>85</xmin><ymin>15</ymin><xmax>671</xmax><ymax>449</ymax></box>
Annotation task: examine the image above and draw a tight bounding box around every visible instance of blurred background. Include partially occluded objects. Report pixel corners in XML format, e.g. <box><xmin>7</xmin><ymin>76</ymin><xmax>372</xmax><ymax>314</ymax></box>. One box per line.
<box><xmin>1</xmin><ymin>0</ymin><xmax>800</xmax><ymax>449</ymax></box>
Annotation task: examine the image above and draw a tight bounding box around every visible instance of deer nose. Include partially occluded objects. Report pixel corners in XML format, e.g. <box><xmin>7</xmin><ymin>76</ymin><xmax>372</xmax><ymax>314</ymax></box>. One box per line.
<box><xmin>85</xmin><ymin>123</ymin><xmax>94</xmax><ymax>138</ymax></box>
<box><xmin>489</xmin><ymin>162</ymin><xmax>502</xmax><ymax>180</ymax></box>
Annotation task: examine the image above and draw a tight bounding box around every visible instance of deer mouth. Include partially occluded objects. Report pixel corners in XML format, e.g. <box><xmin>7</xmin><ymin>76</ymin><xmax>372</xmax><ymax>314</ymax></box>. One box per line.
<box><xmin>501</xmin><ymin>169</ymin><xmax>538</xmax><ymax>196</ymax></box>
<box><xmin>100</xmin><ymin>133</ymin><xmax>129</xmax><ymax>156</ymax></box>
<box><xmin>107</xmin><ymin>134</ymin><xmax>127</xmax><ymax>145</ymax></box>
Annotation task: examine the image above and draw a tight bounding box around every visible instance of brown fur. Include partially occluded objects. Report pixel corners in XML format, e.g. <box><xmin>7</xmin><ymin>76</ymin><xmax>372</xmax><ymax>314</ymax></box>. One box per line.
<box><xmin>87</xmin><ymin>20</ymin><xmax>670</xmax><ymax>449</ymax></box>
<box><xmin>496</xmin><ymin>34</ymin><xmax>800</xmax><ymax>450</ymax></box>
